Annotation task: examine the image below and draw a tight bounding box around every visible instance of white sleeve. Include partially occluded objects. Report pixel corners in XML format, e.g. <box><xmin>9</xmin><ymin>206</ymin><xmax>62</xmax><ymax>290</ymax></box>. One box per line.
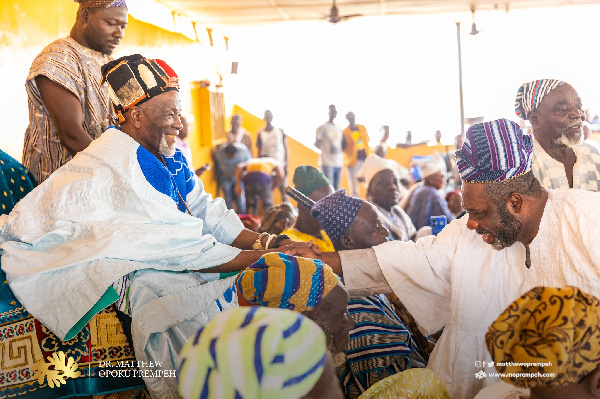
<box><xmin>339</xmin><ymin>248</ymin><xmax>393</xmax><ymax>296</ymax></box>
<box><xmin>186</xmin><ymin>176</ymin><xmax>244</xmax><ymax>245</ymax></box>
<box><xmin>372</xmin><ymin>220</ymin><xmax>462</xmax><ymax>334</ymax></box>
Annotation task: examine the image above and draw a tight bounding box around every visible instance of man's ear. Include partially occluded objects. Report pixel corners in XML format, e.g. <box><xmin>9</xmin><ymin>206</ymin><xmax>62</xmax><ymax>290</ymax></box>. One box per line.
<box><xmin>586</xmin><ymin>366</ymin><xmax>600</xmax><ymax>397</ymax></box>
<box><xmin>79</xmin><ymin>7</ymin><xmax>90</xmax><ymax>23</ymax></box>
<box><xmin>128</xmin><ymin>107</ymin><xmax>143</xmax><ymax>129</ymax></box>
<box><xmin>527</xmin><ymin>110</ymin><xmax>538</xmax><ymax>126</ymax></box>
<box><xmin>506</xmin><ymin>193</ymin><xmax>523</xmax><ymax>214</ymax></box>
<box><xmin>339</xmin><ymin>233</ymin><xmax>353</xmax><ymax>250</ymax></box>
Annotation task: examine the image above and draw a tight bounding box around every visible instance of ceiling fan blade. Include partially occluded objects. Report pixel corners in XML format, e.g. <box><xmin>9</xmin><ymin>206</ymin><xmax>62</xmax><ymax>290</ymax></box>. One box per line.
<box><xmin>341</xmin><ymin>14</ymin><xmax>363</xmax><ymax>20</ymax></box>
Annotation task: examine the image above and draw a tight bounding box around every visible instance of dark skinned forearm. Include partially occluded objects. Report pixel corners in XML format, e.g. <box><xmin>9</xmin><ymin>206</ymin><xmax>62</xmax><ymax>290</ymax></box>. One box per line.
<box><xmin>36</xmin><ymin>76</ymin><xmax>94</xmax><ymax>155</ymax></box>
<box><xmin>319</xmin><ymin>252</ymin><xmax>343</xmax><ymax>276</ymax></box>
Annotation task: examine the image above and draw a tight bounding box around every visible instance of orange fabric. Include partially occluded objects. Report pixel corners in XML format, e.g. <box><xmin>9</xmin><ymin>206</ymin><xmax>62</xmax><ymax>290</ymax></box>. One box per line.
<box><xmin>343</xmin><ymin>125</ymin><xmax>370</xmax><ymax>167</ymax></box>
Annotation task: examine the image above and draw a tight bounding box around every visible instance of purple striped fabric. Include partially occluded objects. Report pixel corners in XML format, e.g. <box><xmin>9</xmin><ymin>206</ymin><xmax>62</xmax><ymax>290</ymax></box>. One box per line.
<box><xmin>456</xmin><ymin>119</ymin><xmax>533</xmax><ymax>183</ymax></box>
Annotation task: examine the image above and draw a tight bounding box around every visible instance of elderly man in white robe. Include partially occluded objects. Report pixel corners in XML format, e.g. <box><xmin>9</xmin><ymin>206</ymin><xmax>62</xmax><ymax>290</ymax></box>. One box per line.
<box><xmin>0</xmin><ymin>54</ymin><xmax>312</xmax><ymax>398</ymax></box>
<box><xmin>314</xmin><ymin>118</ymin><xmax>600</xmax><ymax>398</ymax></box>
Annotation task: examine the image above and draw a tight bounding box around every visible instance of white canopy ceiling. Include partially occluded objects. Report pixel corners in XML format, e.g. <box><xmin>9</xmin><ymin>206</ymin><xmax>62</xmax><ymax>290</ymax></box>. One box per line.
<box><xmin>158</xmin><ymin>0</ymin><xmax>600</xmax><ymax>25</ymax></box>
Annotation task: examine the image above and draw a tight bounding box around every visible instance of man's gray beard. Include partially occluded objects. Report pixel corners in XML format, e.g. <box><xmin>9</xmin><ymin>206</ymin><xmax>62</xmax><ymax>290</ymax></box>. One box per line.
<box><xmin>552</xmin><ymin>121</ymin><xmax>583</xmax><ymax>148</ymax></box>
<box><xmin>159</xmin><ymin>134</ymin><xmax>176</xmax><ymax>156</ymax></box>
<box><xmin>332</xmin><ymin>352</ymin><xmax>347</xmax><ymax>367</ymax></box>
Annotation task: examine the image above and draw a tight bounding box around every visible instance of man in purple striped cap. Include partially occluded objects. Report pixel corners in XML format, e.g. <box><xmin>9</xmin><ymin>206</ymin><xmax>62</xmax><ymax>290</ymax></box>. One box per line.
<box><xmin>515</xmin><ymin>79</ymin><xmax>600</xmax><ymax>191</ymax></box>
<box><xmin>312</xmin><ymin>118</ymin><xmax>600</xmax><ymax>398</ymax></box>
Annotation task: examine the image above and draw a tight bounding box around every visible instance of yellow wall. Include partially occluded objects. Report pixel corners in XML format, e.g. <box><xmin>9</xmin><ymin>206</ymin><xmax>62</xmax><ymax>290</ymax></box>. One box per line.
<box><xmin>0</xmin><ymin>0</ymin><xmax>214</xmax><ymax>168</ymax></box>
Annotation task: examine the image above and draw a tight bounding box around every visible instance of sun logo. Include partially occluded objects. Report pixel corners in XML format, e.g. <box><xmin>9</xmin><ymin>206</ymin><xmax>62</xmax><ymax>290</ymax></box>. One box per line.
<box><xmin>31</xmin><ymin>351</ymin><xmax>81</xmax><ymax>388</ymax></box>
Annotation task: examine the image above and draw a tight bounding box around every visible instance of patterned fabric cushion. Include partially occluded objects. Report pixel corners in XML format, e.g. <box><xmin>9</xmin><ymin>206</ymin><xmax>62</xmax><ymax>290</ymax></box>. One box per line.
<box><xmin>0</xmin><ymin>266</ymin><xmax>144</xmax><ymax>398</ymax></box>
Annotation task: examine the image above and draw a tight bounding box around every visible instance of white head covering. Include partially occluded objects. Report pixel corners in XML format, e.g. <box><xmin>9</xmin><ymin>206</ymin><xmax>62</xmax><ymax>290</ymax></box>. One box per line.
<box><xmin>420</xmin><ymin>162</ymin><xmax>444</xmax><ymax>179</ymax></box>
<box><xmin>359</xmin><ymin>154</ymin><xmax>409</xmax><ymax>188</ymax></box>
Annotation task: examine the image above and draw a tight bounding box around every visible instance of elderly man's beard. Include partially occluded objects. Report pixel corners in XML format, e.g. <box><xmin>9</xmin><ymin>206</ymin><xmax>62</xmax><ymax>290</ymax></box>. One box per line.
<box><xmin>552</xmin><ymin>119</ymin><xmax>584</xmax><ymax>148</ymax></box>
<box><xmin>323</xmin><ymin>330</ymin><xmax>348</xmax><ymax>367</ymax></box>
<box><xmin>159</xmin><ymin>133</ymin><xmax>176</xmax><ymax>156</ymax></box>
<box><xmin>476</xmin><ymin>205</ymin><xmax>522</xmax><ymax>251</ymax></box>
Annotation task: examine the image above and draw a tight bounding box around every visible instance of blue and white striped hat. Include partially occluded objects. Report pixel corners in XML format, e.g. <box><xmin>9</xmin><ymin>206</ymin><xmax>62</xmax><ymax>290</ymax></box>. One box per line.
<box><xmin>515</xmin><ymin>79</ymin><xmax>566</xmax><ymax>120</ymax></box>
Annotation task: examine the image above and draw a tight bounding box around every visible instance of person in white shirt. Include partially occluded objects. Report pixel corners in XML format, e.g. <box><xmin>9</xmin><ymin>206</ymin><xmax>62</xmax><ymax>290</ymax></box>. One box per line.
<box><xmin>315</xmin><ymin>104</ymin><xmax>344</xmax><ymax>189</ymax></box>
<box><xmin>310</xmin><ymin>118</ymin><xmax>600</xmax><ymax>398</ymax></box>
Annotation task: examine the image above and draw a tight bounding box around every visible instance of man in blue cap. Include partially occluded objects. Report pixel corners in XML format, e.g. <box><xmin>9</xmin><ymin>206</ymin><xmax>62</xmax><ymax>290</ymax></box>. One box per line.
<box><xmin>314</xmin><ymin>118</ymin><xmax>600</xmax><ymax>398</ymax></box>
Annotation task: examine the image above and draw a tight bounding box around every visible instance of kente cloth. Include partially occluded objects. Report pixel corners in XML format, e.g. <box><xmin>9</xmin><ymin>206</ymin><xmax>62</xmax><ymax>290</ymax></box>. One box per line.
<box><xmin>375</xmin><ymin>204</ymin><xmax>416</xmax><ymax>242</ymax></box>
<box><xmin>280</xmin><ymin>228</ymin><xmax>335</xmax><ymax>253</ymax></box>
<box><xmin>532</xmin><ymin>138</ymin><xmax>600</xmax><ymax>191</ymax></box>
<box><xmin>23</xmin><ymin>37</ymin><xmax>114</xmax><ymax>183</ymax></box>
<box><xmin>474</xmin><ymin>381</ymin><xmax>529</xmax><ymax>399</ymax></box>
<box><xmin>337</xmin><ymin>188</ymin><xmax>600</xmax><ymax>398</ymax></box>
<box><xmin>486</xmin><ymin>286</ymin><xmax>600</xmax><ymax>388</ymax></box>
<box><xmin>101</xmin><ymin>55</ymin><xmax>179</xmax><ymax>123</ymax></box>
<box><xmin>0</xmin><ymin>127</ymin><xmax>243</xmax><ymax>340</ymax></box>
<box><xmin>358</xmin><ymin>368</ymin><xmax>450</xmax><ymax>399</ymax></box>
<box><xmin>177</xmin><ymin>307</ymin><xmax>326</xmax><ymax>399</ymax></box>
<box><xmin>340</xmin><ymin>294</ymin><xmax>426</xmax><ymax>399</ymax></box>
<box><xmin>456</xmin><ymin>119</ymin><xmax>533</xmax><ymax>183</ymax></box>
<box><xmin>236</xmin><ymin>253</ymin><xmax>339</xmax><ymax>312</ymax></box>
<box><xmin>293</xmin><ymin>165</ymin><xmax>331</xmax><ymax>197</ymax></box>
<box><xmin>405</xmin><ymin>185</ymin><xmax>454</xmax><ymax>230</ymax></box>
<box><xmin>343</xmin><ymin>125</ymin><xmax>370</xmax><ymax>167</ymax></box>
<box><xmin>0</xmin><ymin>264</ymin><xmax>144</xmax><ymax>398</ymax></box>
<box><xmin>316</xmin><ymin>121</ymin><xmax>344</xmax><ymax>167</ymax></box>
<box><xmin>311</xmin><ymin>189</ymin><xmax>364</xmax><ymax>243</ymax></box>
<box><xmin>129</xmin><ymin>271</ymin><xmax>239</xmax><ymax>399</ymax></box>
<box><xmin>514</xmin><ymin>79</ymin><xmax>566</xmax><ymax>120</ymax></box>
<box><xmin>0</xmin><ymin>150</ymin><xmax>37</xmax><ymax>215</ymax></box>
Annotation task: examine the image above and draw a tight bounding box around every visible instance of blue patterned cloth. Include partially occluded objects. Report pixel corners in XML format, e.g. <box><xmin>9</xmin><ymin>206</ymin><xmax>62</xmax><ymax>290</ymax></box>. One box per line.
<box><xmin>311</xmin><ymin>189</ymin><xmax>364</xmax><ymax>243</ymax></box>
<box><xmin>137</xmin><ymin>146</ymin><xmax>195</xmax><ymax>213</ymax></box>
<box><xmin>0</xmin><ymin>150</ymin><xmax>37</xmax><ymax>215</ymax></box>
<box><xmin>405</xmin><ymin>186</ymin><xmax>454</xmax><ymax>230</ymax></box>
<box><xmin>455</xmin><ymin>119</ymin><xmax>533</xmax><ymax>184</ymax></box>
<box><xmin>340</xmin><ymin>294</ymin><xmax>426</xmax><ymax>398</ymax></box>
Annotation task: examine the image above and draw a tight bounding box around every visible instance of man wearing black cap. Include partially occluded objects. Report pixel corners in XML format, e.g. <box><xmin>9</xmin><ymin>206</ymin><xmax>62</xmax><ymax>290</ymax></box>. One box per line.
<box><xmin>1</xmin><ymin>54</ymin><xmax>312</xmax><ymax>398</ymax></box>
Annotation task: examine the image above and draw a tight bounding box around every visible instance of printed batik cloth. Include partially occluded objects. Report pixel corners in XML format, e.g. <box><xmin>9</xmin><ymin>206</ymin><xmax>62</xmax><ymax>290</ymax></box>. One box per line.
<box><xmin>486</xmin><ymin>286</ymin><xmax>600</xmax><ymax>388</ymax></box>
